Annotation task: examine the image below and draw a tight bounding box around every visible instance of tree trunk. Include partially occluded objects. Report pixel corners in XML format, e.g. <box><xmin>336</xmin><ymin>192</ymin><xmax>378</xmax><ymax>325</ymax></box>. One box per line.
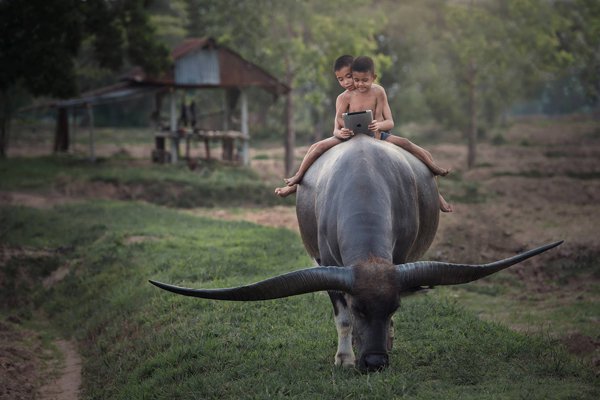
<box><xmin>0</xmin><ymin>89</ymin><xmax>9</xmax><ymax>158</ymax></box>
<box><xmin>285</xmin><ymin>91</ymin><xmax>295</xmax><ymax>176</ymax></box>
<box><xmin>467</xmin><ymin>64</ymin><xmax>477</xmax><ymax>169</ymax></box>
<box><xmin>54</xmin><ymin>107</ymin><xmax>69</xmax><ymax>153</ymax></box>
<box><xmin>284</xmin><ymin>57</ymin><xmax>295</xmax><ymax>177</ymax></box>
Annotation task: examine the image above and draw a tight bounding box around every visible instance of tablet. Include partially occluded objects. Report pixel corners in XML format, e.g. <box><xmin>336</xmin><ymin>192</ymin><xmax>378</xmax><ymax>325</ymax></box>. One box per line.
<box><xmin>343</xmin><ymin>110</ymin><xmax>373</xmax><ymax>135</ymax></box>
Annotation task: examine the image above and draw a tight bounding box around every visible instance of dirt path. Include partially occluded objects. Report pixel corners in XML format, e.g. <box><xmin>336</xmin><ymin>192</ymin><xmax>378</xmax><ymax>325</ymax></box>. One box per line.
<box><xmin>0</xmin><ymin>245</ymin><xmax>82</xmax><ymax>400</ymax></box>
<box><xmin>187</xmin><ymin>205</ymin><xmax>300</xmax><ymax>232</ymax></box>
<box><xmin>38</xmin><ymin>340</ymin><xmax>82</xmax><ymax>400</ymax></box>
<box><xmin>0</xmin><ymin>191</ymin><xmax>78</xmax><ymax>209</ymax></box>
<box><xmin>0</xmin><ymin>318</ymin><xmax>81</xmax><ymax>400</ymax></box>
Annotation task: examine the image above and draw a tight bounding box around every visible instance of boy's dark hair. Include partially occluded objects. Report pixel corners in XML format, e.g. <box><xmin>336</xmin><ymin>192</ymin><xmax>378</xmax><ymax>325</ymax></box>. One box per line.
<box><xmin>333</xmin><ymin>55</ymin><xmax>354</xmax><ymax>72</ymax></box>
<box><xmin>351</xmin><ymin>56</ymin><xmax>375</xmax><ymax>74</ymax></box>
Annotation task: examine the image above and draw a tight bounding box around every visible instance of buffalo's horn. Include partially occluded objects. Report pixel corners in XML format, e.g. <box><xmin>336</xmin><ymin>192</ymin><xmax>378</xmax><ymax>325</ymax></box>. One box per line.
<box><xmin>394</xmin><ymin>241</ymin><xmax>563</xmax><ymax>290</ymax></box>
<box><xmin>149</xmin><ymin>266</ymin><xmax>353</xmax><ymax>301</ymax></box>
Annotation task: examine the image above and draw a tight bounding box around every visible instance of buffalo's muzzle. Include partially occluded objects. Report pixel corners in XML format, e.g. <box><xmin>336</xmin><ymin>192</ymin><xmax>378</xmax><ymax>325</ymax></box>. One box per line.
<box><xmin>359</xmin><ymin>352</ymin><xmax>389</xmax><ymax>372</ymax></box>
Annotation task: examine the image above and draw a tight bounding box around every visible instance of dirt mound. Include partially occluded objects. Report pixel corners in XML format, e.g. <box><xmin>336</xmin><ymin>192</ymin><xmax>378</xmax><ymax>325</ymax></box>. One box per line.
<box><xmin>0</xmin><ymin>318</ymin><xmax>42</xmax><ymax>400</ymax></box>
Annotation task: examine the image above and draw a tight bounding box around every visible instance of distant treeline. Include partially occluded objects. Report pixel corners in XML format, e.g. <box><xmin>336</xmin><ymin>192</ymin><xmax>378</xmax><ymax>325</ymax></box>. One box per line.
<box><xmin>2</xmin><ymin>0</ymin><xmax>598</xmax><ymax>163</ymax></box>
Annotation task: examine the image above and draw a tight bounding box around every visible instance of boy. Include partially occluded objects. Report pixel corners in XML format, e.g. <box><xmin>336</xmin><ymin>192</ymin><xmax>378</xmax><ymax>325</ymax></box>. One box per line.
<box><xmin>275</xmin><ymin>56</ymin><xmax>452</xmax><ymax>212</ymax></box>
<box><xmin>274</xmin><ymin>55</ymin><xmax>357</xmax><ymax>198</ymax></box>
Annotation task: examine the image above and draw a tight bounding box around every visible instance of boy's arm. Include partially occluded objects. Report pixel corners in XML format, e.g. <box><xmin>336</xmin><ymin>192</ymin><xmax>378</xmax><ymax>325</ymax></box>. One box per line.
<box><xmin>333</xmin><ymin>92</ymin><xmax>353</xmax><ymax>139</ymax></box>
<box><xmin>369</xmin><ymin>85</ymin><xmax>394</xmax><ymax>133</ymax></box>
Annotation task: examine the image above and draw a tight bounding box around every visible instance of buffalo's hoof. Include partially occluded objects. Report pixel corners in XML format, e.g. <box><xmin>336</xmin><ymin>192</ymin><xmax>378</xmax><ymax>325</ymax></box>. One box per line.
<box><xmin>335</xmin><ymin>352</ymin><xmax>355</xmax><ymax>368</ymax></box>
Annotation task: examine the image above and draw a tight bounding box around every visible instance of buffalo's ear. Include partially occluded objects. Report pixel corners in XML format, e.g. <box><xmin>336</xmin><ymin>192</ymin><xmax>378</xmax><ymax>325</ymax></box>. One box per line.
<box><xmin>150</xmin><ymin>266</ymin><xmax>354</xmax><ymax>301</ymax></box>
<box><xmin>394</xmin><ymin>241</ymin><xmax>563</xmax><ymax>289</ymax></box>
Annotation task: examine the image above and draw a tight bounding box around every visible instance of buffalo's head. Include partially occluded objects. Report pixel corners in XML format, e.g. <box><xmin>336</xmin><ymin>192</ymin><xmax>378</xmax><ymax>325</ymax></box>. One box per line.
<box><xmin>150</xmin><ymin>241</ymin><xmax>561</xmax><ymax>372</ymax></box>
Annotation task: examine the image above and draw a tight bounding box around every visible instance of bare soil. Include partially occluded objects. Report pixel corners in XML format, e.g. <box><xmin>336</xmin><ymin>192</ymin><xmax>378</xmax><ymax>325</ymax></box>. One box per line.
<box><xmin>1</xmin><ymin>115</ymin><xmax>599</xmax><ymax>396</ymax></box>
<box><xmin>0</xmin><ymin>318</ymin><xmax>41</xmax><ymax>400</ymax></box>
<box><xmin>37</xmin><ymin>340</ymin><xmax>81</xmax><ymax>400</ymax></box>
<box><xmin>0</xmin><ymin>315</ymin><xmax>81</xmax><ymax>400</ymax></box>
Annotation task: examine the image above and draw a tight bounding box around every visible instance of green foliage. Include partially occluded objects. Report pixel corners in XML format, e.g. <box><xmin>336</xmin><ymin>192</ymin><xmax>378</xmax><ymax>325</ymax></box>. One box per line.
<box><xmin>554</xmin><ymin>0</ymin><xmax>600</xmax><ymax>101</ymax></box>
<box><xmin>438</xmin><ymin>174</ymin><xmax>490</xmax><ymax>205</ymax></box>
<box><xmin>436</xmin><ymin>0</ymin><xmax>572</xmax><ymax>128</ymax></box>
<box><xmin>491</xmin><ymin>133</ymin><xmax>507</xmax><ymax>146</ymax></box>
<box><xmin>0</xmin><ymin>0</ymin><xmax>81</xmax><ymax>97</ymax></box>
<box><xmin>373</xmin><ymin>0</ymin><xmax>593</xmax><ymax>168</ymax></box>
<box><xmin>1</xmin><ymin>201</ymin><xmax>596</xmax><ymax>398</ymax></box>
<box><xmin>3</xmin><ymin>0</ymin><xmax>598</xmax><ymax>160</ymax></box>
<box><xmin>0</xmin><ymin>0</ymin><xmax>170</xmax><ymax>156</ymax></box>
<box><xmin>0</xmin><ymin>0</ymin><xmax>168</xmax><ymax>97</ymax></box>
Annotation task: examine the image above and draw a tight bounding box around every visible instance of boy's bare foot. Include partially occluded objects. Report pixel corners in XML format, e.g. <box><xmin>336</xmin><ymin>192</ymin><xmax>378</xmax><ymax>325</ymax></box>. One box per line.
<box><xmin>430</xmin><ymin>165</ymin><xmax>450</xmax><ymax>177</ymax></box>
<box><xmin>284</xmin><ymin>174</ymin><xmax>302</xmax><ymax>186</ymax></box>
<box><xmin>439</xmin><ymin>194</ymin><xmax>453</xmax><ymax>213</ymax></box>
<box><xmin>275</xmin><ymin>185</ymin><xmax>297</xmax><ymax>198</ymax></box>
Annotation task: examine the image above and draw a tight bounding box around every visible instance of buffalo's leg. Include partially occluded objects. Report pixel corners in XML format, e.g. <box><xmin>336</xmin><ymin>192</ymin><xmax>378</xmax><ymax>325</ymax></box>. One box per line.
<box><xmin>328</xmin><ymin>291</ymin><xmax>355</xmax><ymax>368</ymax></box>
<box><xmin>387</xmin><ymin>319</ymin><xmax>394</xmax><ymax>351</ymax></box>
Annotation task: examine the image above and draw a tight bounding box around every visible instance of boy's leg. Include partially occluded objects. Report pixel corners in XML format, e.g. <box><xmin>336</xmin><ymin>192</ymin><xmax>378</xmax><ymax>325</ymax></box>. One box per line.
<box><xmin>283</xmin><ymin>141</ymin><xmax>324</xmax><ymax>185</ymax></box>
<box><xmin>385</xmin><ymin>135</ymin><xmax>449</xmax><ymax>176</ymax></box>
<box><xmin>432</xmin><ymin>176</ymin><xmax>453</xmax><ymax>212</ymax></box>
<box><xmin>439</xmin><ymin>193</ymin><xmax>453</xmax><ymax>213</ymax></box>
<box><xmin>274</xmin><ymin>184</ymin><xmax>297</xmax><ymax>198</ymax></box>
<box><xmin>285</xmin><ymin>137</ymin><xmax>343</xmax><ymax>186</ymax></box>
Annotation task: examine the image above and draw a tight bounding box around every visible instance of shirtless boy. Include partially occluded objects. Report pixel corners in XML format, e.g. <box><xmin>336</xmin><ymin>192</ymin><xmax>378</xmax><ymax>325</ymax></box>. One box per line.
<box><xmin>275</xmin><ymin>55</ymin><xmax>452</xmax><ymax>212</ymax></box>
<box><xmin>274</xmin><ymin>55</ymin><xmax>357</xmax><ymax>198</ymax></box>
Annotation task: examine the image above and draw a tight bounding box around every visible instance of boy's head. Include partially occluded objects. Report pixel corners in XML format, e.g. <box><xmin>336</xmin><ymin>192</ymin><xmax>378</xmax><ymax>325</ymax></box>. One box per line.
<box><xmin>351</xmin><ymin>56</ymin><xmax>377</xmax><ymax>93</ymax></box>
<box><xmin>333</xmin><ymin>55</ymin><xmax>355</xmax><ymax>91</ymax></box>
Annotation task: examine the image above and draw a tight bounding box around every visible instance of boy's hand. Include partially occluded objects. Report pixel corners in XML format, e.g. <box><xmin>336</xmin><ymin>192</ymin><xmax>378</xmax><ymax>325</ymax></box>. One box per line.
<box><xmin>335</xmin><ymin>128</ymin><xmax>354</xmax><ymax>139</ymax></box>
<box><xmin>368</xmin><ymin>120</ymin><xmax>382</xmax><ymax>133</ymax></box>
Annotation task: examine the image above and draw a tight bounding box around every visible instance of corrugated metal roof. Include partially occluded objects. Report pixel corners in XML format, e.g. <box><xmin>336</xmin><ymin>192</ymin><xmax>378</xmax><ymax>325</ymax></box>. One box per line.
<box><xmin>174</xmin><ymin>48</ymin><xmax>220</xmax><ymax>85</ymax></box>
<box><xmin>54</xmin><ymin>82</ymin><xmax>162</xmax><ymax>108</ymax></box>
<box><xmin>142</xmin><ymin>37</ymin><xmax>290</xmax><ymax>95</ymax></box>
<box><xmin>172</xmin><ymin>37</ymin><xmax>217</xmax><ymax>60</ymax></box>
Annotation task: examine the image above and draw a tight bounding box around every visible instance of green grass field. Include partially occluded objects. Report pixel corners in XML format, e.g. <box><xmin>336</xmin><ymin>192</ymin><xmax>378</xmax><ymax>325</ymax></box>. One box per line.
<box><xmin>0</xmin><ymin>155</ymin><xmax>292</xmax><ymax>207</ymax></box>
<box><xmin>1</xmin><ymin>200</ymin><xmax>597</xmax><ymax>399</ymax></box>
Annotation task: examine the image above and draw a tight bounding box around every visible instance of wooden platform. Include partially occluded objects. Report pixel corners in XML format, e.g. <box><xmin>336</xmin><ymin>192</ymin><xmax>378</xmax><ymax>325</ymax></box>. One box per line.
<box><xmin>153</xmin><ymin>128</ymin><xmax>248</xmax><ymax>163</ymax></box>
<box><xmin>187</xmin><ymin>129</ymin><xmax>247</xmax><ymax>162</ymax></box>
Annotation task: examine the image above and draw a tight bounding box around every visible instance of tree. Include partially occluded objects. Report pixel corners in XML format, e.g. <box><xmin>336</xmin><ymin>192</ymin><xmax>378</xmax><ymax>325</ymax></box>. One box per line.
<box><xmin>376</xmin><ymin>0</ymin><xmax>578</xmax><ymax>169</ymax></box>
<box><xmin>554</xmin><ymin>0</ymin><xmax>600</xmax><ymax>102</ymax></box>
<box><xmin>0</xmin><ymin>0</ymin><xmax>169</xmax><ymax>157</ymax></box>
<box><xmin>178</xmin><ymin>0</ymin><xmax>388</xmax><ymax>174</ymax></box>
<box><xmin>443</xmin><ymin>0</ymin><xmax>574</xmax><ymax>168</ymax></box>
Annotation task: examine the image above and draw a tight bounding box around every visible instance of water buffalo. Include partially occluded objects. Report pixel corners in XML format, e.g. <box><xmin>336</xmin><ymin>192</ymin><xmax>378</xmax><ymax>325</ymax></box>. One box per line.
<box><xmin>150</xmin><ymin>134</ymin><xmax>561</xmax><ymax>372</ymax></box>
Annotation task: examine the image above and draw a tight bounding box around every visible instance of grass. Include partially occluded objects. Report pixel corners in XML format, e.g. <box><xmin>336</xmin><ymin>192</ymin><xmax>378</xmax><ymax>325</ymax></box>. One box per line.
<box><xmin>492</xmin><ymin>170</ymin><xmax>600</xmax><ymax>180</ymax></box>
<box><xmin>438</xmin><ymin>172</ymin><xmax>490</xmax><ymax>205</ymax></box>
<box><xmin>439</xmin><ymin>280</ymin><xmax>600</xmax><ymax>340</ymax></box>
<box><xmin>0</xmin><ymin>155</ymin><xmax>293</xmax><ymax>207</ymax></box>
<box><xmin>11</xmin><ymin>123</ymin><xmax>155</xmax><ymax>146</ymax></box>
<box><xmin>491</xmin><ymin>133</ymin><xmax>507</xmax><ymax>146</ymax></box>
<box><xmin>1</xmin><ymin>201</ymin><xmax>597</xmax><ymax>399</ymax></box>
<box><xmin>545</xmin><ymin>150</ymin><xmax>569</xmax><ymax>158</ymax></box>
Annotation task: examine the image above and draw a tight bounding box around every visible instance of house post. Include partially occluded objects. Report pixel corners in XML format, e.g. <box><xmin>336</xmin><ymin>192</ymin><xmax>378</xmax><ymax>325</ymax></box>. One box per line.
<box><xmin>169</xmin><ymin>87</ymin><xmax>179</xmax><ymax>163</ymax></box>
<box><xmin>86</xmin><ymin>103</ymin><xmax>96</xmax><ymax>162</ymax></box>
<box><xmin>240</xmin><ymin>90</ymin><xmax>249</xmax><ymax>166</ymax></box>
